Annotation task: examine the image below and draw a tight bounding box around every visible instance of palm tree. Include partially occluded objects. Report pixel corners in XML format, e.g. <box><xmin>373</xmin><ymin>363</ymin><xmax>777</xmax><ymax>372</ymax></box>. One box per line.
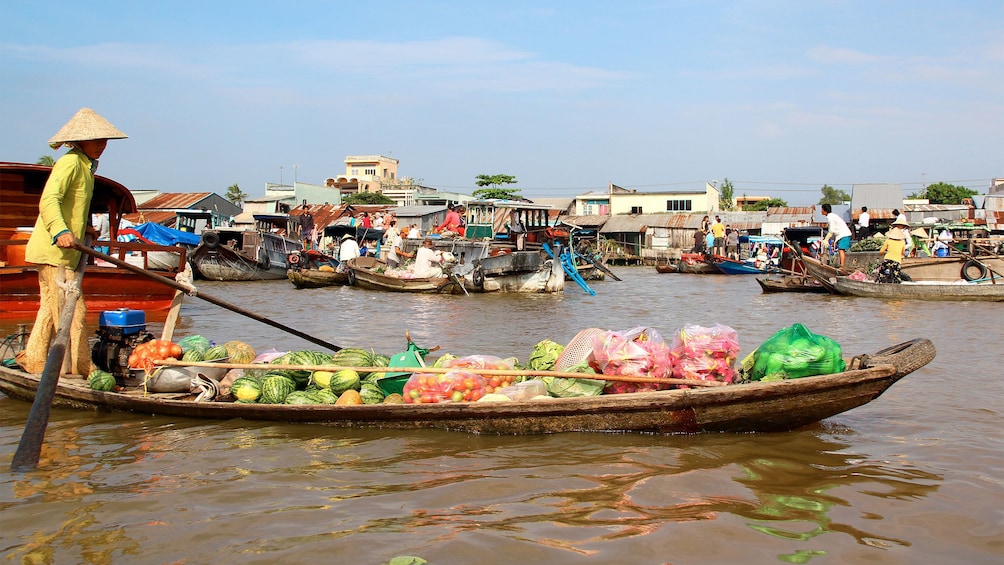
<box><xmin>37</xmin><ymin>155</ymin><xmax>55</xmax><ymax>166</ymax></box>
<box><xmin>225</xmin><ymin>183</ymin><xmax>248</xmax><ymax>207</ymax></box>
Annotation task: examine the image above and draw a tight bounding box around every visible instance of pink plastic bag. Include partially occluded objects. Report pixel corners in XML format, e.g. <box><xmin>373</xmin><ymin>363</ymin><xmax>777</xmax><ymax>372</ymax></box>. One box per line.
<box><xmin>669</xmin><ymin>324</ymin><xmax>740</xmax><ymax>384</ymax></box>
<box><xmin>588</xmin><ymin>327</ymin><xmax>675</xmax><ymax>394</ymax></box>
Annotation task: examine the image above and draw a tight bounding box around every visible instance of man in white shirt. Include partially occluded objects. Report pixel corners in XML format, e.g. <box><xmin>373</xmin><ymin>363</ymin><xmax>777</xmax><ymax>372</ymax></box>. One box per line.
<box><xmin>821</xmin><ymin>203</ymin><xmax>853</xmax><ymax>269</ymax></box>
<box><xmin>386</xmin><ymin>230</ymin><xmax>413</xmax><ymax>269</ymax></box>
<box><xmin>337</xmin><ymin>234</ymin><xmax>360</xmax><ymax>270</ymax></box>
<box><xmin>856</xmin><ymin>206</ymin><xmax>870</xmax><ymax>239</ymax></box>
<box><xmin>413</xmin><ymin>238</ymin><xmax>443</xmax><ymax>278</ymax></box>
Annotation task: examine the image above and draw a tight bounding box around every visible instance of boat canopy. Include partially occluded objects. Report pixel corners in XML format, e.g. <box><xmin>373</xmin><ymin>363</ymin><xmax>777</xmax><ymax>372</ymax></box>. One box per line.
<box><xmin>463</xmin><ymin>199</ymin><xmax>554</xmax><ymax>240</ymax></box>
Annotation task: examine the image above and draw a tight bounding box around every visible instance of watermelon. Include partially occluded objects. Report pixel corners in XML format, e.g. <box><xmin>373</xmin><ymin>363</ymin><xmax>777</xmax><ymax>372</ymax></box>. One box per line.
<box><xmin>231</xmin><ymin>377</ymin><xmax>262</xmax><ymax>402</ymax></box>
<box><xmin>330</xmin><ymin>369</ymin><xmax>360</xmax><ymax>395</ymax></box>
<box><xmin>177</xmin><ymin>335</ymin><xmax>211</xmax><ymax>354</ymax></box>
<box><xmin>224</xmin><ymin>340</ymin><xmax>257</xmax><ymax>364</ymax></box>
<box><xmin>259</xmin><ymin>374</ymin><xmax>296</xmax><ymax>404</ymax></box>
<box><xmin>204</xmin><ymin>345</ymin><xmax>229</xmax><ymax>361</ymax></box>
<box><xmin>182</xmin><ymin>349</ymin><xmax>204</xmax><ymax>362</ymax></box>
<box><xmin>313</xmin><ymin>389</ymin><xmax>339</xmax><ymax>404</ymax></box>
<box><xmin>269</xmin><ymin>350</ymin><xmax>334</xmax><ymax>389</ymax></box>
<box><xmin>284</xmin><ymin>390</ymin><xmax>320</xmax><ymax>405</ymax></box>
<box><xmin>331</xmin><ymin>348</ymin><xmax>373</xmax><ymax>375</ymax></box>
<box><xmin>310</xmin><ymin>371</ymin><xmax>335</xmax><ymax>388</ymax></box>
<box><xmin>371</xmin><ymin>353</ymin><xmax>391</xmax><ymax>367</ymax></box>
<box><xmin>88</xmin><ymin>370</ymin><xmax>116</xmax><ymax>392</ymax></box>
<box><xmin>360</xmin><ymin>382</ymin><xmax>385</xmax><ymax>404</ymax></box>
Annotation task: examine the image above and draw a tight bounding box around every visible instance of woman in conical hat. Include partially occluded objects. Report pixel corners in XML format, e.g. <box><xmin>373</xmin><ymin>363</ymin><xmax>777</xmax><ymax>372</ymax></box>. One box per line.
<box><xmin>16</xmin><ymin>108</ymin><xmax>128</xmax><ymax>377</ymax></box>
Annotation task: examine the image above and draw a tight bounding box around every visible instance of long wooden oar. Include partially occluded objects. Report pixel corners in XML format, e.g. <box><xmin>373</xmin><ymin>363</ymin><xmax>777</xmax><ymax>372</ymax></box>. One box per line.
<box><xmin>73</xmin><ymin>243</ymin><xmax>343</xmax><ymax>352</ymax></box>
<box><xmin>11</xmin><ymin>245</ymin><xmax>89</xmax><ymax>471</ymax></box>
<box><xmin>159</xmin><ymin>359</ymin><xmax>728</xmax><ymax>387</ymax></box>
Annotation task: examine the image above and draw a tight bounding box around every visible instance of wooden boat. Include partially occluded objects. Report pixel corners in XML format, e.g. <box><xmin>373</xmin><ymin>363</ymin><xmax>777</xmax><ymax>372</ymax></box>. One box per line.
<box><xmin>190</xmin><ymin>214</ymin><xmax>302</xmax><ymax>281</ymax></box>
<box><xmin>830</xmin><ymin>277</ymin><xmax>1004</xmax><ymax>302</ymax></box>
<box><xmin>1</xmin><ymin>162</ymin><xmax>187</xmax><ymax>319</ymax></box>
<box><xmin>655</xmin><ymin>262</ymin><xmax>679</xmax><ymax>273</ymax></box>
<box><xmin>346</xmin><ymin>256</ymin><xmax>466</xmax><ymax>294</ymax></box>
<box><xmin>0</xmin><ymin>338</ymin><xmax>936</xmax><ymax>434</ymax></box>
<box><xmin>713</xmin><ymin>255</ymin><xmax>769</xmax><ymax>275</ymax></box>
<box><xmin>756</xmin><ymin>275</ymin><xmax>831</xmax><ymax>294</ymax></box>
<box><xmin>678</xmin><ymin>253</ymin><xmax>720</xmax><ymax>274</ymax></box>
<box><xmin>286</xmin><ymin>249</ymin><xmax>347</xmax><ymax>289</ymax></box>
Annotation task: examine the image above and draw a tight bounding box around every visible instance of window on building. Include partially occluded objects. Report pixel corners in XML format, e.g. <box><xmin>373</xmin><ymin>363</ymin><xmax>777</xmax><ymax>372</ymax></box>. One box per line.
<box><xmin>351</xmin><ymin>168</ymin><xmax>358</xmax><ymax>175</ymax></box>
<box><xmin>631</xmin><ymin>206</ymin><xmax>643</xmax><ymax>214</ymax></box>
<box><xmin>383</xmin><ymin>168</ymin><xmax>388</xmax><ymax>177</ymax></box>
<box><xmin>665</xmin><ymin>199</ymin><xmax>693</xmax><ymax>211</ymax></box>
<box><xmin>365</xmin><ymin>168</ymin><xmax>376</xmax><ymax>176</ymax></box>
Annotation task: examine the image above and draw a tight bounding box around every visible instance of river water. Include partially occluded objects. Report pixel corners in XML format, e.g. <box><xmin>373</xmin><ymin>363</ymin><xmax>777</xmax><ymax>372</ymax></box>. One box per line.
<box><xmin>2</xmin><ymin>268</ymin><xmax>1002</xmax><ymax>564</ymax></box>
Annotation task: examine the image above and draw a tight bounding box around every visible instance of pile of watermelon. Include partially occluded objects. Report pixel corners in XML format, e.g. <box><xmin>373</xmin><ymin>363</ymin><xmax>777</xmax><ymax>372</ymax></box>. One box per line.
<box><xmin>228</xmin><ymin>347</ymin><xmax>400</xmax><ymax>406</ymax></box>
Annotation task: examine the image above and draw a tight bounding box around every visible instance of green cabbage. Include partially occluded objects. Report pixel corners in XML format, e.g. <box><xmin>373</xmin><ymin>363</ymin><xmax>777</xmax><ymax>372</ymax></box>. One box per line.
<box><xmin>528</xmin><ymin>339</ymin><xmax>565</xmax><ymax>371</ymax></box>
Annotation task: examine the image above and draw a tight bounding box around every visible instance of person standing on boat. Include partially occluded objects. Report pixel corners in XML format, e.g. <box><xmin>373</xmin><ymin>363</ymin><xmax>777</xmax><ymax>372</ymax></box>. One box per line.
<box><xmin>877</xmin><ymin>218</ymin><xmax>909</xmax><ymax>283</ymax></box>
<box><xmin>856</xmin><ymin>206</ymin><xmax>870</xmax><ymax>239</ymax></box>
<box><xmin>692</xmin><ymin>227</ymin><xmax>706</xmax><ymax>253</ymax></box>
<box><xmin>298</xmin><ymin>207</ymin><xmax>314</xmax><ymax>250</ymax></box>
<box><xmin>413</xmin><ymin>238</ymin><xmax>445</xmax><ymax>278</ymax></box>
<box><xmin>710</xmin><ymin>216</ymin><xmax>726</xmax><ymax>257</ymax></box>
<box><xmin>16</xmin><ymin>108</ymin><xmax>128</xmax><ymax>376</ymax></box>
<box><xmin>386</xmin><ymin>226</ymin><xmax>413</xmax><ymax>269</ymax></box>
<box><xmin>726</xmin><ymin>226</ymin><xmax>740</xmax><ymax>260</ymax></box>
<box><xmin>821</xmin><ymin>203</ymin><xmax>853</xmax><ymax>269</ymax></box>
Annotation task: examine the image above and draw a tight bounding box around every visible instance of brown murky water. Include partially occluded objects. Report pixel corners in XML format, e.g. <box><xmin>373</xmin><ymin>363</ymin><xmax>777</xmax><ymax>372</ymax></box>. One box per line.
<box><xmin>2</xmin><ymin>268</ymin><xmax>1002</xmax><ymax>564</ymax></box>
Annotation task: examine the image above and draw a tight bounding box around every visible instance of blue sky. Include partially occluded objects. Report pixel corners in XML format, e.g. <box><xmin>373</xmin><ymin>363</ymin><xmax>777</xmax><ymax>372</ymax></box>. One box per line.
<box><xmin>2</xmin><ymin>1</ymin><xmax>1001</xmax><ymax>205</ymax></box>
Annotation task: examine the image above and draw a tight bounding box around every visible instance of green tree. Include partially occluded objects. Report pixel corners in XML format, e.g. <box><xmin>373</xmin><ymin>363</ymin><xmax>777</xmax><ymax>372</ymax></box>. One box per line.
<box><xmin>746</xmin><ymin>197</ymin><xmax>788</xmax><ymax>211</ymax></box>
<box><xmin>818</xmin><ymin>184</ymin><xmax>850</xmax><ymax>205</ymax></box>
<box><xmin>473</xmin><ymin>174</ymin><xmax>521</xmax><ymax>200</ymax></box>
<box><xmin>225</xmin><ymin>183</ymin><xmax>248</xmax><ymax>207</ymax></box>
<box><xmin>918</xmin><ymin>182</ymin><xmax>977</xmax><ymax>205</ymax></box>
<box><xmin>37</xmin><ymin>155</ymin><xmax>55</xmax><ymax>166</ymax></box>
<box><xmin>343</xmin><ymin>191</ymin><xmax>395</xmax><ymax>205</ymax></box>
<box><xmin>718</xmin><ymin>178</ymin><xmax>735</xmax><ymax>211</ymax></box>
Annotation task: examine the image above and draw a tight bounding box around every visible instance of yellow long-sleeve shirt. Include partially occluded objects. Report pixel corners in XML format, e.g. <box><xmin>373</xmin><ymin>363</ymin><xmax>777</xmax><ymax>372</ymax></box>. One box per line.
<box><xmin>880</xmin><ymin>237</ymin><xmax>906</xmax><ymax>263</ymax></box>
<box><xmin>24</xmin><ymin>148</ymin><xmax>95</xmax><ymax>269</ymax></box>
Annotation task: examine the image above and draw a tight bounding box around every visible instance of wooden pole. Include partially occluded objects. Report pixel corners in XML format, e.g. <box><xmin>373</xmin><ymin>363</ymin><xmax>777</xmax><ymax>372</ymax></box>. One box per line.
<box><xmin>11</xmin><ymin>252</ymin><xmax>88</xmax><ymax>471</ymax></box>
<box><xmin>157</xmin><ymin>359</ymin><xmax>728</xmax><ymax>387</ymax></box>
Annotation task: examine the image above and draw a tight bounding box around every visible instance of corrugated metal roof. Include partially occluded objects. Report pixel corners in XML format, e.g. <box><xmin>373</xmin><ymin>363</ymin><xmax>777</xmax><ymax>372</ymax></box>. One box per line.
<box><xmin>600</xmin><ymin>215</ymin><xmax>649</xmax><ymax>232</ymax></box>
<box><xmin>556</xmin><ymin>215</ymin><xmax>608</xmax><ymax>228</ymax></box>
<box><xmin>123</xmin><ymin>210</ymin><xmax>177</xmax><ymax>226</ymax></box>
<box><xmin>139</xmin><ymin>192</ymin><xmax>214</xmax><ymax>210</ymax></box>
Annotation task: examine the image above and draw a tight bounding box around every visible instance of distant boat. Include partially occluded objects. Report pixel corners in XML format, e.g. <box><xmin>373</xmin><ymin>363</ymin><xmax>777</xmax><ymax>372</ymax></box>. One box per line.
<box><xmin>830</xmin><ymin>276</ymin><xmax>1004</xmax><ymax>302</ymax></box>
<box><xmin>286</xmin><ymin>249</ymin><xmax>347</xmax><ymax>289</ymax></box>
<box><xmin>190</xmin><ymin>214</ymin><xmax>302</xmax><ymax>281</ymax></box>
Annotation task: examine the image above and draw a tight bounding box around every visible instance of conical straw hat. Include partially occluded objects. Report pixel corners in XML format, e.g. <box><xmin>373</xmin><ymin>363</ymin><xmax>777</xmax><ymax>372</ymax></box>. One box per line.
<box><xmin>48</xmin><ymin>108</ymin><xmax>128</xmax><ymax>149</ymax></box>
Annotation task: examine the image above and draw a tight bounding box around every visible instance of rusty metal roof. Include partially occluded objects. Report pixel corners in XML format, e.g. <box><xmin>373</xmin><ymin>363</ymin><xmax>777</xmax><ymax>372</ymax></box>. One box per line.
<box><xmin>138</xmin><ymin>192</ymin><xmax>214</xmax><ymax>210</ymax></box>
<box><xmin>123</xmin><ymin>210</ymin><xmax>177</xmax><ymax>227</ymax></box>
<box><xmin>290</xmin><ymin>203</ymin><xmax>398</xmax><ymax>230</ymax></box>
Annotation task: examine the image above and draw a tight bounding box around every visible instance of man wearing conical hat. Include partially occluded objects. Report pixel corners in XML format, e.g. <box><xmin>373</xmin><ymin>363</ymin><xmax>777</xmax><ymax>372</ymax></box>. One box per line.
<box><xmin>16</xmin><ymin>108</ymin><xmax>128</xmax><ymax>377</ymax></box>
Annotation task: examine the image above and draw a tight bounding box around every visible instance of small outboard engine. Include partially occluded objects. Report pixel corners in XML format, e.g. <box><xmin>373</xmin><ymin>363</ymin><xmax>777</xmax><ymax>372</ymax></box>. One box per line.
<box><xmin>91</xmin><ymin>309</ymin><xmax>154</xmax><ymax>385</ymax></box>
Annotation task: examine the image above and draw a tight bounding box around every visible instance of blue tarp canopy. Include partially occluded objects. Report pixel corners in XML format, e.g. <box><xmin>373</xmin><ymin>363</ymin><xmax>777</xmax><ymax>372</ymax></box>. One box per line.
<box><xmin>132</xmin><ymin>222</ymin><xmax>201</xmax><ymax>247</ymax></box>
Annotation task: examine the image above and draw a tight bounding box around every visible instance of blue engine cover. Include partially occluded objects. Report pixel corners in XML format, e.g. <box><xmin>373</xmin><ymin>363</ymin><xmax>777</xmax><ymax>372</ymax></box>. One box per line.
<box><xmin>98</xmin><ymin>309</ymin><xmax>146</xmax><ymax>335</ymax></box>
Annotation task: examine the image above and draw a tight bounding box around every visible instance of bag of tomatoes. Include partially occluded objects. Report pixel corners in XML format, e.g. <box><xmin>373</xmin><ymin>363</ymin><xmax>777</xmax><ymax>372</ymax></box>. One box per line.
<box><xmin>402</xmin><ymin>370</ymin><xmax>487</xmax><ymax>404</ymax></box>
<box><xmin>128</xmin><ymin>339</ymin><xmax>184</xmax><ymax>372</ymax></box>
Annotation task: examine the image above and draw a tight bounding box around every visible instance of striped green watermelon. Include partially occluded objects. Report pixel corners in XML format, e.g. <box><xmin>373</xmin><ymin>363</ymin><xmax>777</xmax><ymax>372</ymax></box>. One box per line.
<box><xmin>88</xmin><ymin>370</ymin><xmax>116</xmax><ymax>392</ymax></box>
<box><xmin>204</xmin><ymin>345</ymin><xmax>229</xmax><ymax>361</ymax></box>
<box><xmin>331</xmin><ymin>348</ymin><xmax>373</xmax><ymax>374</ymax></box>
<box><xmin>284</xmin><ymin>390</ymin><xmax>320</xmax><ymax>405</ymax></box>
<box><xmin>329</xmin><ymin>369</ymin><xmax>360</xmax><ymax>395</ymax></box>
<box><xmin>360</xmin><ymin>382</ymin><xmax>385</xmax><ymax>404</ymax></box>
<box><xmin>313</xmin><ymin>389</ymin><xmax>339</xmax><ymax>404</ymax></box>
<box><xmin>269</xmin><ymin>350</ymin><xmax>324</xmax><ymax>389</ymax></box>
<box><xmin>259</xmin><ymin>374</ymin><xmax>296</xmax><ymax>404</ymax></box>
<box><xmin>182</xmin><ymin>349</ymin><xmax>205</xmax><ymax>362</ymax></box>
